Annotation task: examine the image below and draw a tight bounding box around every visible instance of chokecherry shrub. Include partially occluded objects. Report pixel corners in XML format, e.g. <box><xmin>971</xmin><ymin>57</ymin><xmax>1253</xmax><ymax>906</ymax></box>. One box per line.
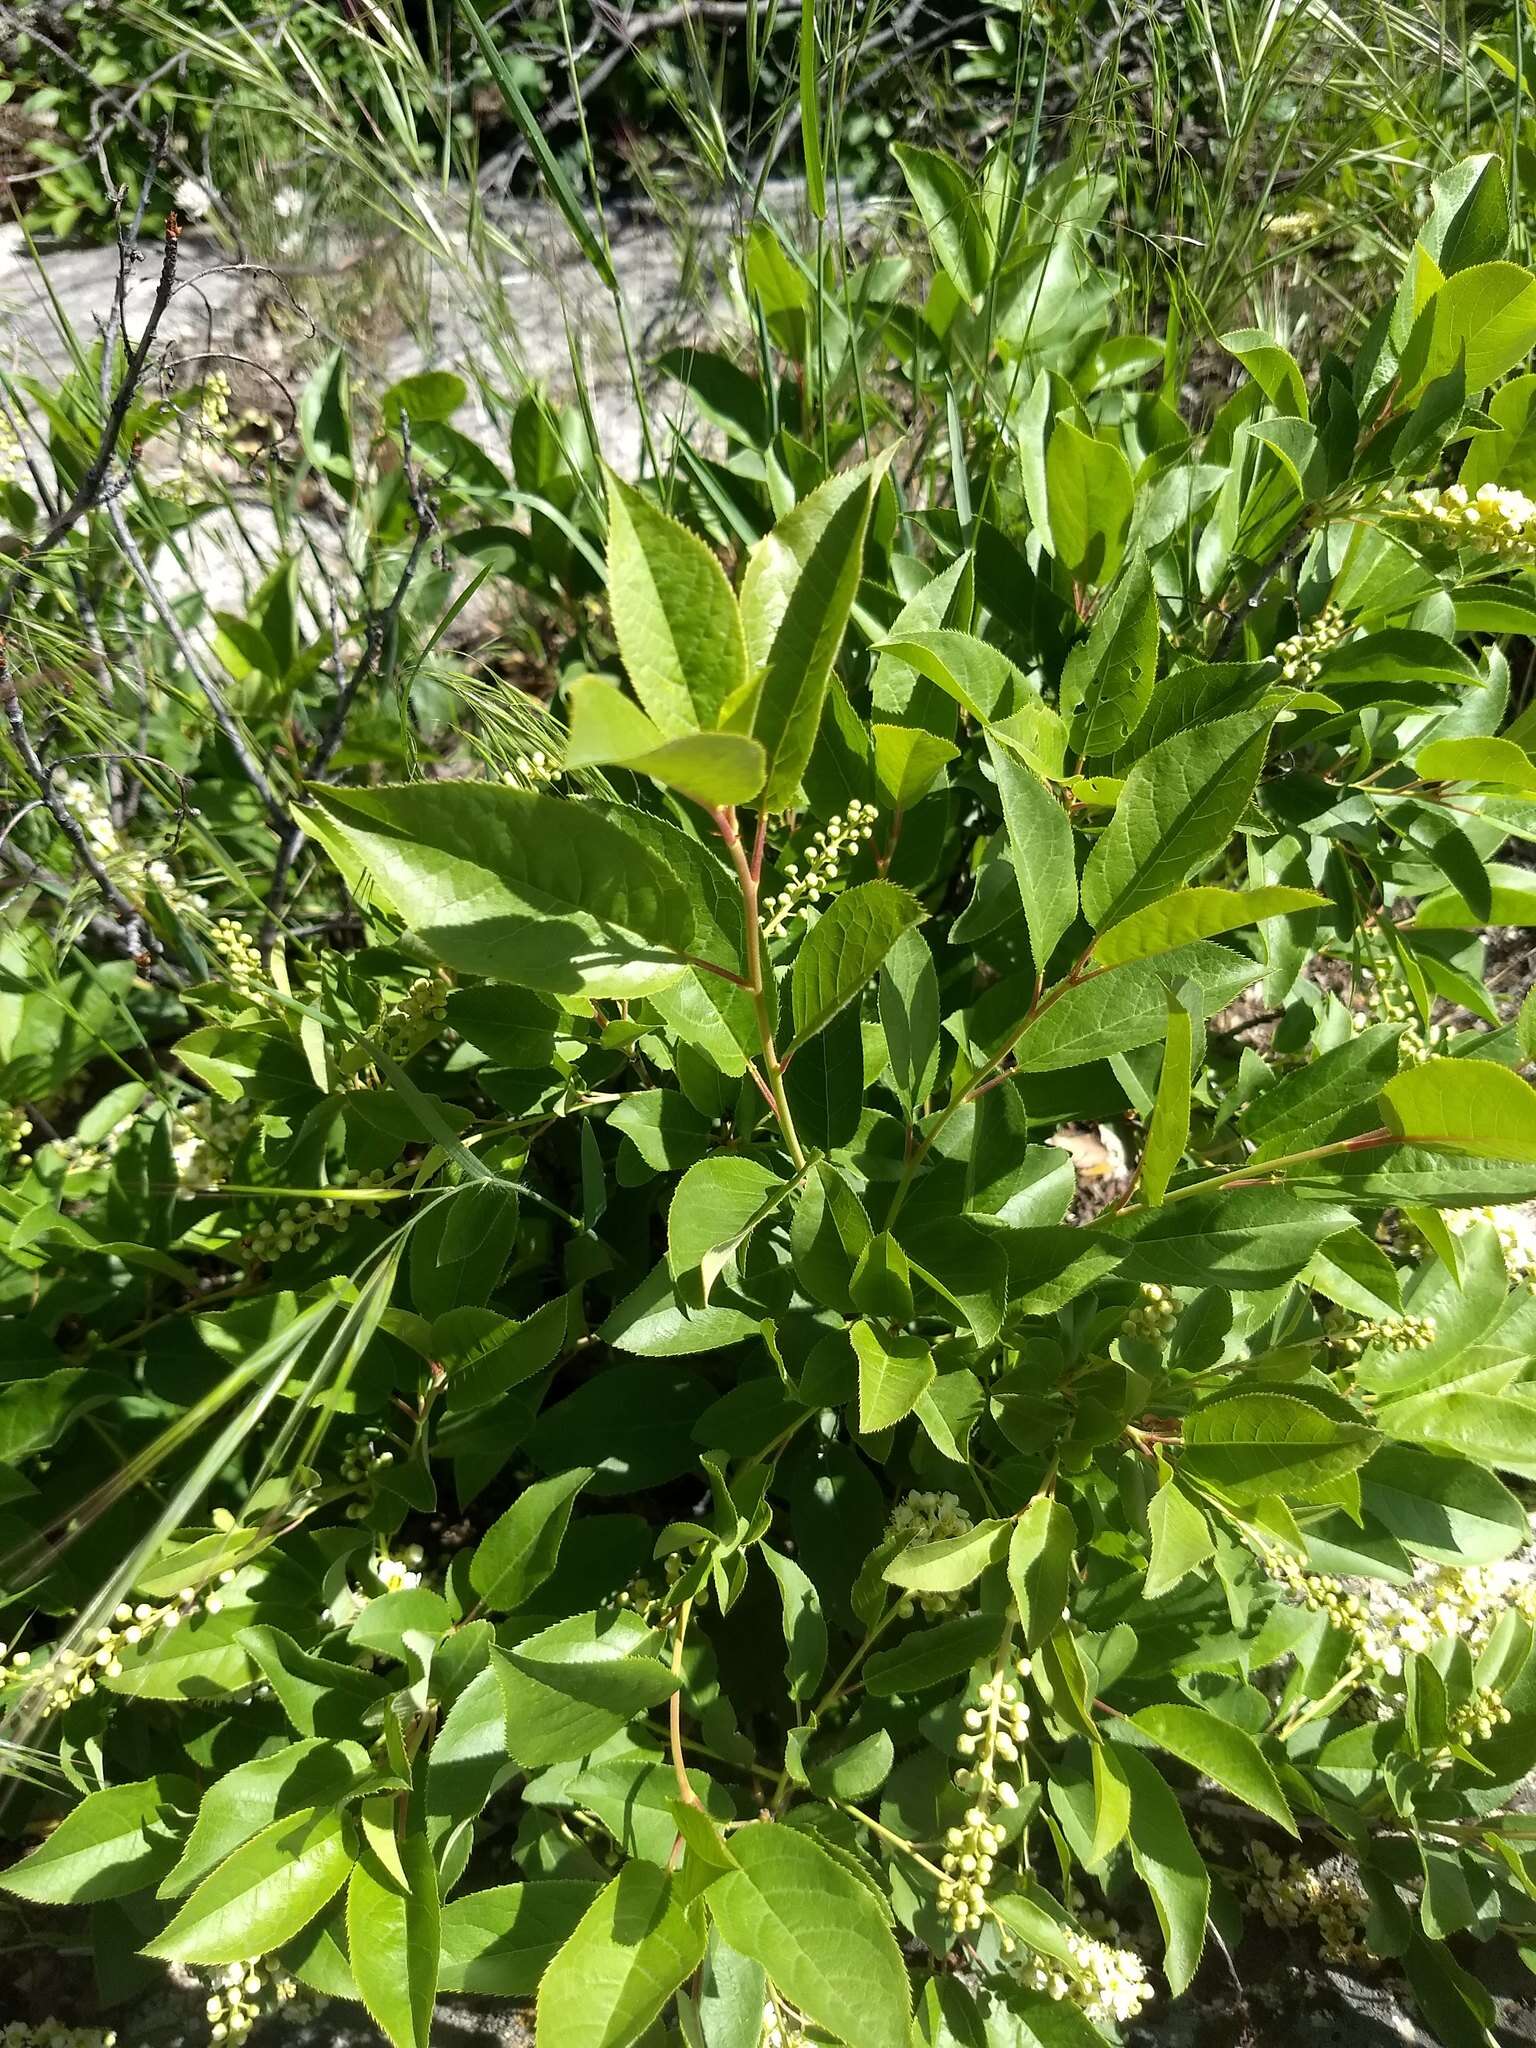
<box><xmin>7</xmin><ymin>147</ymin><xmax>1536</xmax><ymax>2048</ymax></box>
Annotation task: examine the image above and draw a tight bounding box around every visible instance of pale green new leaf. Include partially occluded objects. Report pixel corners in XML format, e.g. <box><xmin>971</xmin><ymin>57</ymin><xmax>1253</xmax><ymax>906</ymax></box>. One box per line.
<box><xmin>604</xmin><ymin>472</ymin><xmax>748</xmax><ymax>734</ymax></box>
<box><xmin>1044</xmin><ymin>415</ymin><xmax>1134</xmax><ymax>584</ymax></box>
<box><xmin>348</xmin><ymin>1836</ymin><xmax>440</xmax><ymax>2048</ymax></box>
<box><xmin>1381</xmin><ymin>1057</ymin><xmax>1536</xmax><ymax>1163</ymax></box>
<box><xmin>564</xmin><ymin>676</ymin><xmax>765</xmax><ymax>806</ymax></box>
<box><xmin>1130</xmin><ymin>1704</ymin><xmax>1295</xmax><ymax>1834</ymax></box>
<box><xmin>535</xmin><ymin>1863</ymin><xmax>705</xmax><ymax>2048</ymax></box>
<box><xmin>145</xmin><ymin>1806</ymin><xmax>354</xmax><ymax>1963</ymax></box>
<box><xmin>1093</xmin><ymin>885</ymin><xmax>1325</xmax><ymax>967</ymax></box>
<box><xmin>1008</xmin><ymin>1497</ymin><xmax>1076</xmax><ymax>1649</ymax></box>
<box><xmin>737</xmin><ymin>458</ymin><xmax>884</xmax><ymax>810</ymax></box>
<box><xmin>1139</xmin><ymin>1001</ymin><xmax>1193</xmax><ymax>1207</ymax></box>
<box><xmin>893</xmin><ymin>143</ymin><xmax>991</xmax><ymax>299</ymax></box>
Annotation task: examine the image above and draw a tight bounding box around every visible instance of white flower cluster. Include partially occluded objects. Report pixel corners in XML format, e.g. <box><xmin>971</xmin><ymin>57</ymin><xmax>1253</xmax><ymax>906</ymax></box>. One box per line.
<box><xmin>1124</xmin><ymin>1281</ymin><xmax>1178</xmax><ymax>1344</ymax></box>
<box><xmin>174</xmin><ymin>176</ymin><xmax>215</xmax><ymax>220</ymax></box>
<box><xmin>203</xmin><ymin>1957</ymin><xmax>301</xmax><ymax>2042</ymax></box>
<box><xmin>1274</xmin><ymin>603</ymin><xmax>1348</xmax><ymax>684</ymax></box>
<box><xmin>56</xmin><ymin>777</ymin><xmax>207</xmax><ymax>919</ymax></box>
<box><xmin>240</xmin><ymin>1168</ymin><xmax>388</xmax><ymax>1265</ymax></box>
<box><xmin>1445</xmin><ymin>1204</ymin><xmax>1536</xmax><ymax>1290</ymax></box>
<box><xmin>372</xmin><ymin>1546</ymin><xmax>426</xmax><ymax>1593</ymax></box>
<box><xmin>172</xmin><ymin>1097</ymin><xmax>251</xmax><ymax>1191</ymax></box>
<box><xmin>762</xmin><ymin>801</ymin><xmax>878</xmax><ymax>935</ymax></box>
<box><xmin>503</xmin><ymin>749</ymin><xmax>561</xmax><ymax>789</ymax></box>
<box><xmin>1397</xmin><ymin>481</ymin><xmax>1536</xmax><ymax>562</ymax></box>
<box><xmin>0</xmin><ymin>2025</ymin><xmax>116</xmax><ymax>2048</ymax></box>
<box><xmin>1323</xmin><ymin>1307</ymin><xmax>1437</xmax><ymax>1359</ymax></box>
<box><xmin>1</xmin><ymin>1576</ymin><xmax>235</xmax><ymax>1711</ymax></box>
<box><xmin>1265</xmin><ymin>1537</ymin><xmax>1536</xmax><ymax>1680</ymax></box>
<box><xmin>1245</xmin><ymin>1843</ymin><xmax>1373</xmax><ymax>1965</ymax></box>
<box><xmin>1348</xmin><ymin>969</ymin><xmax>1444</xmax><ymax>1063</ymax></box>
<box><xmin>940</xmin><ymin>1661</ymin><xmax>1030</xmax><ymax>1934</ymax></box>
<box><xmin>1</xmin><ymin>1106</ymin><xmax>33</xmax><ymax>1169</ymax></box>
<box><xmin>886</xmin><ymin>1491</ymin><xmax>974</xmax><ymax>1617</ymax></box>
<box><xmin>1006</xmin><ymin>1922</ymin><xmax>1155</xmax><ymax>2029</ymax></box>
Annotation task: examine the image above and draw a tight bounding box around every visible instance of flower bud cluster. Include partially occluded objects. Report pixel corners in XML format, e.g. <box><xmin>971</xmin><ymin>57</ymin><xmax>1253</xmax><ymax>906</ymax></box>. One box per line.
<box><xmin>199</xmin><ymin>371</ymin><xmax>232</xmax><ymax>440</ymax></box>
<box><xmin>886</xmin><ymin>1491</ymin><xmax>974</xmax><ymax>1617</ymax></box>
<box><xmin>0</xmin><ymin>405</ymin><xmax>20</xmax><ymax>483</ymax></box>
<box><xmin>940</xmin><ymin>1661</ymin><xmax>1030</xmax><ymax>1934</ymax></box>
<box><xmin>172</xmin><ymin>1098</ymin><xmax>251</xmax><ymax>1191</ymax></box>
<box><xmin>1349</xmin><ymin>971</ymin><xmax>1443</xmax><ymax>1062</ymax></box>
<box><xmin>1323</xmin><ymin>1307</ymin><xmax>1436</xmax><ymax>1358</ymax></box>
<box><xmin>209</xmin><ymin>918</ymin><xmax>265</xmax><ymax>995</ymax></box>
<box><xmin>2</xmin><ymin>1106</ymin><xmax>33</xmax><ymax>1169</ymax></box>
<box><xmin>0</xmin><ymin>2025</ymin><xmax>117</xmax><ymax>2048</ymax></box>
<box><xmin>202</xmin><ymin>1956</ymin><xmax>301</xmax><ymax>2042</ymax></box>
<box><xmin>1124</xmin><ymin>1282</ymin><xmax>1178</xmax><ymax>1344</ymax></box>
<box><xmin>1397</xmin><ymin>481</ymin><xmax>1536</xmax><ymax>562</ymax></box>
<box><xmin>503</xmin><ymin>750</ymin><xmax>561</xmax><ymax>789</ymax></box>
<box><xmin>1005</xmin><ymin>1922</ymin><xmax>1155</xmax><ymax>2028</ymax></box>
<box><xmin>1445</xmin><ymin>1203</ymin><xmax>1536</xmax><ymax>1290</ymax></box>
<box><xmin>1</xmin><ymin>1575</ymin><xmax>235</xmax><ymax>1710</ymax></box>
<box><xmin>1274</xmin><ymin>604</ymin><xmax>1348</xmax><ymax>684</ymax></box>
<box><xmin>1245</xmin><ymin>1843</ymin><xmax>1373</xmax><ymax>1965</ymax></box>
<box><xmin>240</xmin><ymin>1169</ymin><xmax>387</xmax><ymax>1264</ymax></box>
<box><xmin>762</xmin><ymin>801</ymin><xmax>878</xmax><ymax>934</ymax></box>
<box><xmin>381</xmin><ymin>977</ymin><xmax>448</xmax><ymax>1060</ymax></box>
<box><xmin>1443</xmin><ymin>1684</ymin><xmax>1512</xmax><ymax>1750</ymax></box>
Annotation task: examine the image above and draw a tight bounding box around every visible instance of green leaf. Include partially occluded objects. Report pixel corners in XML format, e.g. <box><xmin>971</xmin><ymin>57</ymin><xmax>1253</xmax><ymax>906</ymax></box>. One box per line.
<box><xmin>1008</xmin><ymin>1497</ymin><xmax>1076</xmax><ymax>1649</ymax></box>
<box><xmin>1181</xmin><ymin>1389</ymin><xmax>1378</xmax><ymax>1506</ymax></box>
<box><xmin>985</xmin><ymin>735</ymin><xmax>1077</xmax><ymax>970</ymax></box>
<box><xmin>798</xmin><ymin>0</ymin><xmax>825</xmax><ymax>218</ymax></box>
<box><xmin>709</xmin><ymin>1822</ymin><xmax>912</xmax><ymax>2048</ymax></box>
<box><xmin>298</xmin><ymin>347</ymin><xmax>353</xmax><ymax>492</ymax></box>
<box><xmin>1144</xmin><ymin>1476</ymin><xmax>1215</xmax><ymax>1598</ymax></box>
<box><xmin>1082</xmin><ymin>712</ymin><xmax>1273</xmax><ymax>931</ymax></box>
<box><xmin>893</xmin><ymin>144</ymin><xmax>991</xmax><ymax>300</ymax></box>
<box><xmin>762</xmin><ymin>1543</ymin><xmax>828</xmax><ymax>1701</ymax></box>
<box><xmin>1139</xmin><ymin>1001</ymin><xmax>1192</xmax><ymax>1207</ymax></box>
<box><xmin>161</xmin><ymin>1741</ymin><xmax>370</xmax><ymax>1898</ymax></box>
<box><xmin>438</xmin><ymin>1881</ymin><xmax>600</xmax><ymax>1996</ymax></box>
<box><xmin>1</xmin><ymin>1776</ymin><xmax>191</xmax><ymax>1905</ymax></box>
<box><xmin>1109</xmin><ymin>1188</ymin><xmax>1355</xmax><ymax>1290</ymax></box>
<box><xmin>872</xmin><ymin>723</ymin><xmax>958</xmax><ymax>811</ymax></box>
<box><xmin>1416</xmin><ymin>734</ymin><xmax>1536</xmax><ymax>795</ymax></box>
<box><xmin>564</xmin><ymin>677</ymin><xmax>765</xmax><ymax>806</ymax></box>
<box><xmin>669</xmin><ymin>1155</ymin><xmax>788</xmax><ymax>1289</ymax></box>
<box><xmin>886</xmin><ymin>1517</ymin><xmax>1009</xmax><ymax>1594</ymax></box>
<box><xmin>470</xmin><ymin>1467</ymin><xmax>593</xmax><ymax>1614</ymax></box>
<box><xmin>1414</xmin><ymin>862</ymin><xmax>1536</xmax><ymax>927</ymax></box>
<box><xmin>305</xmin><ymin>783</ymin><xmax>700</xmax><ymax>1000</ymax></box>
<box><xmin>1114</xmin><ymin>1744</ymin><xmax>1209</xmax><ymax>1995</ymax></box>
<box><xmin>1400</xmin><ymin>260</ymin><xmax>1536</xmax><ymax>397</ymax></box>
<box><xmin>879</xmin><ymin>927</ymin><xmax>941</xmax><ymax>1118</ymax></box>
<box><xmin>791</xmin><ymin>1161</ymin><xmax>872</xmax><ymax>1312</ymax></box>
<box><xmin>535</xmin><ymin>1862</ymin><xmax>706</xmax><ymax>2048</ymax></box>
<box><xmin>145</xmin><ymin>1806</ymin><xmax>354</xmax><ymax>1963</ymax></box>
<box><xmin>1060</xmin><ymin>551</ymin><xmax>1158</xmax><ymax>756</ymax></box>
<box><xmin>347</xmin><ymin>1835</ymin><xmax>440</xmax><ymax>2048</ymax></box>
<box><xmin>790</xmin><ymin>881</ymin><xmax>925</xmax><ymax>1046</ymax></box>
<box><xmin>1043</xmin><ymin>416</ymin><xmax>1134</xmax><ymax>584</ymax></box>
<box><xmin>1359</xmin><ymin>1445</ymin><xmax>1527</xmax><ymax>1566</ymax></box>
<box><xmin>603</xmin><ymin>473</ymin><xmax>749</xmax><ymax>735</ymax></box>
<box><xmin>737</xmin><ymin>458</ymin><xmax>884</xmax><ymax>810</ymax></box>
<box><xmin>864</xmin><ymin>1614</ymin><xmax>999</xmax><ymax>1695</ymax></box>
<box><xmin>495</xmin><ymin>1611</ymin><xmax>679</xmax><ymax>1769</ymax></box>
<box><xmin>1220</xmin><ymin>327</ymin><xmax>1308</xmax><ymax>414</ymax></box>
<box><xmin>236</xmin><ymin>1625</ymin><xmax>388</xmax><ymax>1738</ymax></box>
<box><xmin>1381</xmin><ymin>1057</ymin><xmax>1536</xmax><ymax>1162</ymax></box>
<box><xmin>1129</xmin><ymin>1704</ymin><xmax>1295</xmax><ymax>1834</ymax></box>
<box><xmin>851</xmin><ymin>1320</ymin><xmax>935</xmax><ymax>1433</ymax></box>
<box><xmin>382</xmin><ymin>370</ymin><xmax>467</xmax><ymax>426</ymax></box>
<box><xmin>1007</xmin><ymin>941</ymin><xmax>1260</xmax><ymax>1074</ymax></box>
<box><xmin>1093</xmin><ymin>884</ymin><xmax>1324</xmax><ymax>967</ymax></box>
